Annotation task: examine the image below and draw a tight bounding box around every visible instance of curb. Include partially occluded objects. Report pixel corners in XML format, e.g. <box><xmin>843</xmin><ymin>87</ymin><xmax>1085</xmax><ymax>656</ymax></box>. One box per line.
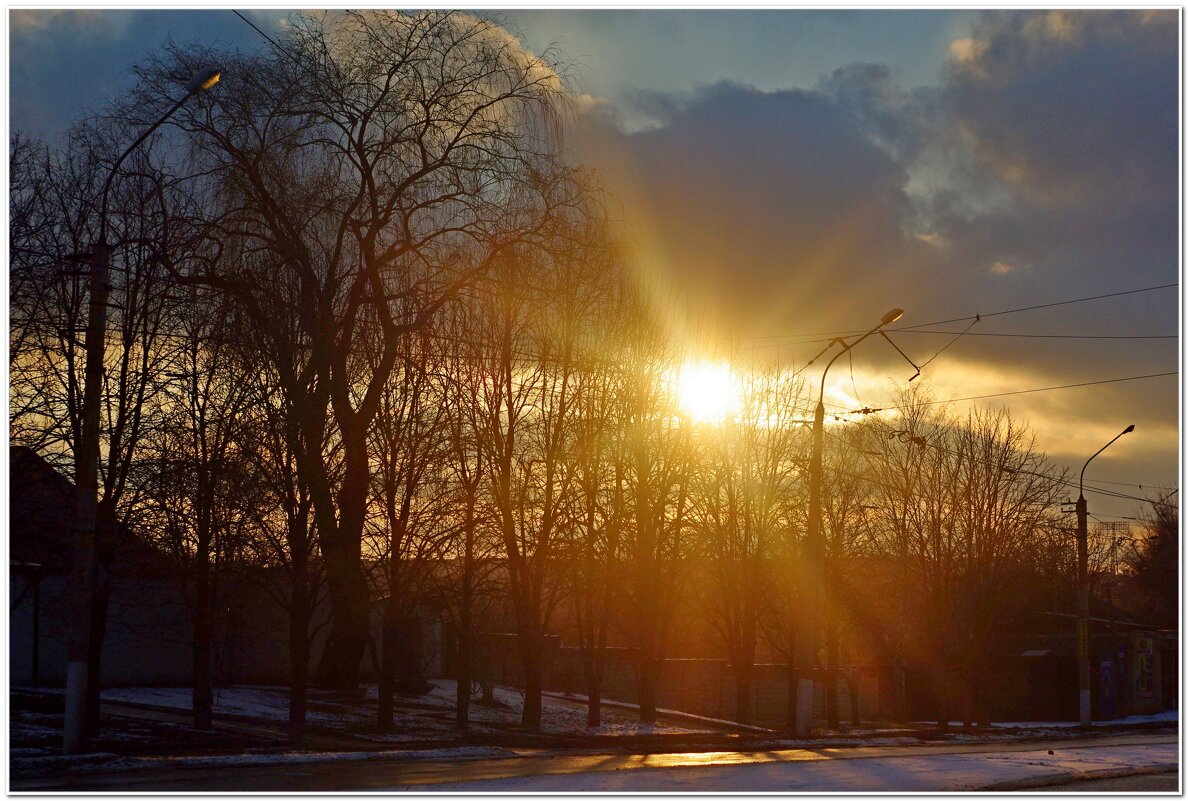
<box><xmin>979</xmin><ymin>764</ymin><xmax>1179</xmax><ymax>791</ymax></box>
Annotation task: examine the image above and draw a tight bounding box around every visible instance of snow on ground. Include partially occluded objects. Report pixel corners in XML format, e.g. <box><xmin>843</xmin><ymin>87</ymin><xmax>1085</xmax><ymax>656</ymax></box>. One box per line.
<box><xmin>10</xmin><ymin>745</ymin><xmax>517</xmax><ymax>778</ymax></box>
<box><xmin>101</xmin><ymin>680</ymin><xmax>711</xmax><ymax>738</ymax></box>
<box><xmin>987</xmin><ymin>710</ymin><xmax>1179</xmax><ymax>728</ymax></box>
<box><xmin>391</xmin><ymin>741</ymin><xmax>1180</xmax><ymax>793</ymax></box>
<box><xmin>547</xmin><ymin>692</ymin><xmax>774</xmax><ymax>733</ymax></box>
<box><xmin>96</xmin><ymin>683</ymin><xmax>1181</xmax><ymax>744</ymax></box>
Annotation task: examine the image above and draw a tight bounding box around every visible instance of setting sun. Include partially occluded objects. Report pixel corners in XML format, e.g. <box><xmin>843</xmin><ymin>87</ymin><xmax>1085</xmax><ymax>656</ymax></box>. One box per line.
<box><xmin>675</xmin><ymin>359</ymin><xmax>741</xmax><ymax>424</ymax></box>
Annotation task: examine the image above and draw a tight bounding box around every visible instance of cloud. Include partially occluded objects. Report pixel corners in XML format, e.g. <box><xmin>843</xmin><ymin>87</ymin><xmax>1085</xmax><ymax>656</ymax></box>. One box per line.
<box><xmin>925</xmin><ymin>11</ymin><xmax>1177</xmax><ymax>284</ymax></box>
<box><xmin>9</xmin><ymin>9</ymin><xmax>132</xmax><ymax>39</ymax></box>
<box><xmin>817</xmin><ymin>10</ymin><xmax>1178</xmax><ymax>381</ymax></box>
<box><xmin>567</xmin><ymin>10</ymin><xmax>1177</xmax><ymax>504</ymax></box>
<box><xmin>573</xmin><ymin>80</ymin><xmax>936</xmax><ymax>339</ymax></box>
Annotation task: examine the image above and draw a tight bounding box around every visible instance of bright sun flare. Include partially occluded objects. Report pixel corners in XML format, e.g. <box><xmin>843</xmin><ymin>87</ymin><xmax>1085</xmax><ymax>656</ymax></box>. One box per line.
<box><xmin>675</xmin><ymin>360</ymin><xmax>741</xmax><ymax>424</ymax></box>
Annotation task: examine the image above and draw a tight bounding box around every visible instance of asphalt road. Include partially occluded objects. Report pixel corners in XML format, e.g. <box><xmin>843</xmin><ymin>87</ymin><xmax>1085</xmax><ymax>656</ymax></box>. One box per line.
<box><xmin>14</xmin><ymin>732</ymin><xmax>1177</xmax><ymax>792</ymax></box>
<box><xmin>1036</xmin><ymin>771</ymin><xmax>1179</xmax><ymax>792</ymax></box>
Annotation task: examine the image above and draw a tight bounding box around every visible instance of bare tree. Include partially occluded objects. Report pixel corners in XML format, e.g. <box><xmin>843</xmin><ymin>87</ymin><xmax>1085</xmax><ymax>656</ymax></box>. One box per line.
<box><xmin>238</xmin><ymin>358</ymin><xmax>327</xmax><ymax>744</ymax></box>
<box><xmin>469</xmin><ymin>213</ymin><xmax>610</xmax><ymax>730</ymax></box>
<box><xmin>817</xmin><ymin>423</ymin><xmax>875</xmax><ymax>729</ymax></box>
<box><xmin>555</xmin><ymin>220</ymin><xmax>628</xmax><ymax>728</ymax></box>
<box><xmin>144</xmin><ymin>10</ymin><xmax>582</xmax><ymax>687</ymax></box>
<box><xmin>369</xmin><ymin>320</ymin><xmax>455</xmax><ymax>731</ymax></box>
<box><xmin>433</xmin><ymin>304</ymin><xmax>503</xmax><ymax>730</ymax></box>
<box><xmin>862</xmin><ymin>390</ymin><xmax>1064</xmax><ymax>728</ymax></box>
<box><xmin>1125</xmin><ymin>494</ymin><xmax>1178</xmax><ymax>627</ymax></box>
<box><xmin>10</xmin><ymin>118</ymin><xmax>201</xmax><ymax>734</ymax></box>
<box><xmin>707</xmin><ymin>363</ymin><xmax>809</xmax><ymax>729</ymax></box>
<box><xmin>617</xmin><ymin>318</ymin><xmax>695</xmax><ymax>724</ymax></box>
<box><xmin>144</xmin><ymin>284</ymin><xmax>259</xmax><ymax>729</ymax></box>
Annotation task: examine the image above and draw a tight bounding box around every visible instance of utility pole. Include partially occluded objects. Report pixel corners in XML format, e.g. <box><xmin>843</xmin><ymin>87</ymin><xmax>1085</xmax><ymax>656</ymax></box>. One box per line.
<box><xmin>61</xmin><ymin>67</ymin><xmax>222</xmax><ymax>755</ymax></box>
<box><xmin>795</xmin><ymin>307</ymin><xmax>913</xmax><ymax>737</ymax></box>
<box><xmin>1075</xmin><ymin>424</ymin><xmax>1134</xmax><ymax>729</ymax></box>
<box><xmin>63</xmin><ymin>240</ymin><xmax>110</xmax><ymax>755</ymax></box>
<box><xmin>1075</xmin><ymin>491</ymin><xmax>1090</xmax><ymax>728</ymax></box>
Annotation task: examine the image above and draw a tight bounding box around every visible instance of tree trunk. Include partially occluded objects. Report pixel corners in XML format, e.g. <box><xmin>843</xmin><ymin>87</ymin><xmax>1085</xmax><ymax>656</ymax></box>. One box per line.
<box><xmin>377</xmin><ymin>616</ymin><xmax>398</xmax><ymax>733</ymax></box>
<box><xmin>893</xmin><ymin>656</ymin><xmax>907</xmax><ymax>722</ymax></box>
<box><xmin>825</xmin><ymin>618</ymin><xmax>840</xmax><ymax>730</ymax></box>
<box><xmin>846</xmin><ymin>672</ymin><xmax>861</xmax><ymax>727</ymax></box>
<box><xmin>582</xmin><ymin>627</ymin><xmax>606</xmax><ymax>728</ymax></box>
<box><xmin>734</xmin><ymin>662</ymin><xmax>753</xmax><ymax>725</ymax></box>
<box><xmin>193</xmin><ymin>536</ymin><xmax>214</xmax><ymax>731</ymax></box>
<box><xmin>637</xmin><ymin>658</ymin><xmax>659</xmax><ymax>724</ymax></box>
<box><xmin>455</xmin><ymin>494</ymin><xmax>476</xmax><ymax>731</ymax></box>
<box><xmin>786</xmin><ymin>660</ymin><xmax>799</xmax><ymax>736</ymax></box>
<box><xmin>455</xmin><ymin>629</ymin><xmax>471</xmax><ymax>731</ymax></box>
<box><xmin>935</xmin><ymin>663</ymin><xmax>952</xmax><ymax>732</ymax></box>
<box><xmin>288</xmin><ymin>563</ymin><xmax>309</xmax><ymax>745</ymax></box>
<box><xmin>519</xmin><ymin>627</ymin><xmax>543</xmax><ymax>732</ymax></box>
<box><xmin>586</xmin><ymin>674</ymin><xmax>602</xmax><ymax>728</ymax></box>
<box><xmin>314</xmin><ymin>440</ymin><xmax>371</xmax><ymax>689</ymax></box>
<box><xmin>962</xmin><ymin>664</ymin><xmax>975</xmax><ymax>732</ymax></box>
<box><xmin>314</xmin><ymin>540</ymin><xmax>369</xmax><ymax>688</ymax></box>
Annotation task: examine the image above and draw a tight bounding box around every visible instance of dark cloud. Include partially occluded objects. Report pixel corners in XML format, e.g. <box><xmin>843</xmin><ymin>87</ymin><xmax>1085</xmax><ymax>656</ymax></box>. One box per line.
<box><xmin>9</xmin><ymin>10</ymin><xmax>270</xmax><ymax>143</ymax></box>
<box><xmin>571</xmin><ymin>9</ymin><xmax>1177</xmax><ymax>505</ymax></box>
<box><xmin>574</xmin><ymin>11</ymin><xmax>1178</xmax><ymax>374</ymax></box>
<box><xmin>934</xmin><ymin>11</ymin><xmax>1178</xmax><ymax>284</ymax></box>
<box><xmin>575</xmin><ymin>81</ymin><xmax>936</xmax><ymax>338</ymax></box>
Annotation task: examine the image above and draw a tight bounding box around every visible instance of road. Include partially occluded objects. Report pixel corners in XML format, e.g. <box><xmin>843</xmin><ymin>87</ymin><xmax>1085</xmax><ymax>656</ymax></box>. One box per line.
<box><xmin>1037</xmin><ymin>771</ymin><xmax>1178</xmax><ymax>792</ymax></box>
<box><xmin>13</xmin><ymin>733</ymin><xmax>1176</xmax><ymax>792</ymax></box>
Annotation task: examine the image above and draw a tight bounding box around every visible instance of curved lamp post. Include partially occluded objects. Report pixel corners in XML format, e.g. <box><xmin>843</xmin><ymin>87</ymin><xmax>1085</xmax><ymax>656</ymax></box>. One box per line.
<box><xmin>794</xmin><ymin>308</ymin><xmax>904</xmax><ymax>738</ymax></box>
<box><xmin>1074</xmin><ymin>424</ymin><xmax>1134</xmax><ymax>728</ymax></box>
<box><xmin>64</xmin><ymin>67</ymin><xmax>222</xmax><ymax>756</ymax></box>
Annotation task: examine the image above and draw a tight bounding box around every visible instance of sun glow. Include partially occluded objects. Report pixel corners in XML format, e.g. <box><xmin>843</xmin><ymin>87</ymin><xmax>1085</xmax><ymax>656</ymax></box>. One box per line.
<box><xmin>675</xmin><ymin>359</ymin><xmax>741</xmax><ymax>424</ymax></box>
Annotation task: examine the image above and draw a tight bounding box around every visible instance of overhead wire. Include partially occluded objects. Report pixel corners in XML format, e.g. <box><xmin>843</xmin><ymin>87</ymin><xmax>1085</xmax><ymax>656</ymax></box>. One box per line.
<box><xmin>821</xmin><ymin>423</ymin><xmax>1162</xmax><ymax>506</ymax></box>
<box><xmin>891</xmin><ymin>330</ymin><xmax>1176</xmax><ymax>341</ymax></box>
<box><xmin>747</xmin><ymin>283</ymin><xmax>1177</xmax><ymax>347</ymax></box>
<box><xmin>895</xmin><ymin>283</ymin><xmax>1178</xmax><ymax>331</ymax></box>
<box><xmin>231</xmin><ymin>10</ymin><xmax>306</xmax><ymax>71</ymax></box>
<box><xmin>845</xmin><ymin>371</ymin><xmax>1176</xmax><ymax>414</ymax></box>
<box><xmin>915</xmin><ymin>315</ymin><xmax>979</xmax><ymax>372</ymax></box>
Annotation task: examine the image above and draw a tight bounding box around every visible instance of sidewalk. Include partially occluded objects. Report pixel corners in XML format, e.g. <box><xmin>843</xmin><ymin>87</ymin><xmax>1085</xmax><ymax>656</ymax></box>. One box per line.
<box><xmin>392</xmin><ymin>739</ymin><xmax>1179</xmax><ymax>793</ymax></box>
<box><xmin>11</xmin><ymin>685</ymin><xmax>1178</xmax><ymax>783</ymax></box>
<box><xmin>14</xmin><ymin>733</ymin><xmax>1177</xmax><ymax>792</ymax></box>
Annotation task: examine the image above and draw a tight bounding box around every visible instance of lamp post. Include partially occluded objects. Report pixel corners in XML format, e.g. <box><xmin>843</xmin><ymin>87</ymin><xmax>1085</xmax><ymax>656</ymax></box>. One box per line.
<box><xmin>63</xmin><ymin>67</ymin><xmax>221</xmax><ymax>756</ymax></box>
<box><xmin>794</xmin><ymin>307</ymin><xmax>904</xmax><ymax>737</ymax></box>
<box><xmin>1074</xmin><ymin>424</ymin><xmax>1134</xmax><ymax>728</ymax></box>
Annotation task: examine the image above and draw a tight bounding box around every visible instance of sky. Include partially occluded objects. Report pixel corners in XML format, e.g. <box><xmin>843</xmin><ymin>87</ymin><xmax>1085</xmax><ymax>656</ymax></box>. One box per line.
<box><xmin>7</xmin><ymin>7</ymin><xmax>1181</xmax><ymax>523</ymax></box>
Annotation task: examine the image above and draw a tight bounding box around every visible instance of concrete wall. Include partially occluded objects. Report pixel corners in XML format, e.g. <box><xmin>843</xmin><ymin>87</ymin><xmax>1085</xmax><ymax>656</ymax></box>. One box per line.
<box><xmin>9</xmin><ymin>572</ymin><xmax>335</xmax><ymax>688</ymax></box>
<box><xmin>11</xmin><ymin>573</ymin><xmax>196</xmax><ymax>686</ymax></box>
<box><xmin>476</xmin><ymin>635</ymin><xmax>866</xmax><ymax>725</ymax></box>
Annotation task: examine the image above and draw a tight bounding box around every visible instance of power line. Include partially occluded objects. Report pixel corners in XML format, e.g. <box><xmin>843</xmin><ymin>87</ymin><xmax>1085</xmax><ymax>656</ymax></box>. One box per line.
<box><xmin>749</xmin><ymin>283</ymin><xmax>1177</xmax><ymax>345</ymax></box>
<box><xmin>749</xmin><ymin>330</ymin><xmax>1175</xmax><ymax>351</ymax></box>
<box><xmin>849</xmin><ymin>371</ymin><xmax>1176</xmax><ymax>412</ymax></box>
<box><xmin>1085</xmin><ymin>478</ymin><xmax>1178</xmax><ymax>492</ymax></box>
<box><xmin>916</xmin><ymin>316</ymin><xmax>979</xmax><ymax>372</ymax></box>
<box><xmin>232</xmin><ymin>10</ymin><xmax>305</xmax><ymax>70</ymax></box>
<box><xmin>894</xmin><ymin>283</ymin><xmax>1177</xmax><ymax>331</ymax></box>
<box><xmin>825</xmin><ymin>420</ymin><xmax>1160</xmax><ymax>505</ymax></box>
<box><xmin>886</xmin><ymin>330</ymin><xmax>1176</xmax><ymax>341</ymax></box>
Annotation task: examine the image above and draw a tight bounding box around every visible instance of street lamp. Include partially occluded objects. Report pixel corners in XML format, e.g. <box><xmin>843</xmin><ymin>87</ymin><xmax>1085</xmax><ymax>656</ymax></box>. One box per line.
<box><xmin>794</xmin><ymin>307</ymin><xmax>904</xmax><ymax>737</ymax></box>
<box><xmin>64</xmin><ymin>66</ymin><xmax>222</xmax><ymax>756</ymax></box>
<box><xmin>1074</xmin><ymin>424</ymin><xmax>1134</xmax><ymax>728</ymax></box>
